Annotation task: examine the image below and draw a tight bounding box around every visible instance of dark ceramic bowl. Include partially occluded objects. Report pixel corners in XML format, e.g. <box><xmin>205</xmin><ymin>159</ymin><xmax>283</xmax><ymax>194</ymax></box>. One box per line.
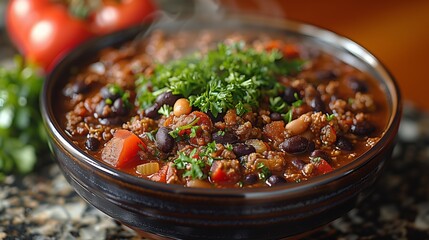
<box><xmin>41</xmin><ymin>16</ymin><xmax>401</xmax><ymax>240</ymax></box>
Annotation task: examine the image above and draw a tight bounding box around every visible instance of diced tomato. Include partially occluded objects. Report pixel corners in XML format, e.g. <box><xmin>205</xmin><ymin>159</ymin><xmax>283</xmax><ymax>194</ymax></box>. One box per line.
<box><xmin>209</xmin><ymin>161</ymin><xmax>240</xmax><ymax>184</ymax></box>
<box><xmin>210</xmin><ymin>167</ymin><xmax>229</xmax><ymax>183</ymax></box>
<box><xmin>264</xmin><ymin>40</ymin><xmax>300</xmax><ymax>59</ymax></box>
<box><xmin>282</xmin><ymin>44</ymin><xmax>300</xmax><ymax>59</ymax></box>
<box><xmin>101</xmin><ymin>129</ymin><xmax>146</xmax><ymax>168</ymax></box>
<box><xmin>265</xmin><ymin>40</ymin><xmax>282</xmax><ymax>52</ymax></box>
<box><xmin>192</xmin><ymin>111</ymin><xmax>213</xmax><ymax>131</ymax></box>
<box><xmin>314</xmin><ymin>159</ymin><xmax>333</xmax><ymax>175</ymax></box>
<box><xmin>149</xmin><ymin>162</ymin><xmax>177</xmax><ymax>183</ymax></box>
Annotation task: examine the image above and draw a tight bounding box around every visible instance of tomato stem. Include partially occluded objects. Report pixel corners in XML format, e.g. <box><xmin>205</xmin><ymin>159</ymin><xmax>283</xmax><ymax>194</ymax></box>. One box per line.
<box><xmin>67</xmin><ymin>0</ymin><xmax>101</xmax><ymax>19</ymax></box>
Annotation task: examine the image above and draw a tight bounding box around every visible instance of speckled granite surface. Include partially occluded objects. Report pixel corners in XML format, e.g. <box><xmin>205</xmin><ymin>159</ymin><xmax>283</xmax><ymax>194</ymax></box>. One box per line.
<box><xmin>2</xmin><ymin>105</ymin><xmax>429</xmax><ymax>240</ymax></box>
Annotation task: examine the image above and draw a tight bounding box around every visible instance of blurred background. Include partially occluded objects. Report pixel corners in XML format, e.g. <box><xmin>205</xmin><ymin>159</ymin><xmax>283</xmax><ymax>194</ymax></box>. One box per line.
<box><xmin>220</xmin><ymin>0</ymin><xmax>429</xmax><ymax>110</ymax></box>
<box><xmin>1</xmin><ymin>0</ymin><xmax>429</xmax><ymax>109</ymax></box>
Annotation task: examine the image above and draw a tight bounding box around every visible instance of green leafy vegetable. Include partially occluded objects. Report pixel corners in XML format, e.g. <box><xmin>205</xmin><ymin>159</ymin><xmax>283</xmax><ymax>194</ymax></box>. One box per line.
<box><xmin>0</xmin><ymin>56</ymin><xmax>49</xmax><ymax>180</ymax></box>
<box><xmin>326</xmin><ymin>113</ymin><xmax>336</xmax><ymax>121</ymax></box>
<box><xmin>169</xmin><ymin>117</ymin><xmax>200</xmax><ymax>139</ymax></box>
<box><xmin>310</xmin><ymin>157</ymin><xmax>321</xmax><ymax>164</ymax></box>
<box><xmin>174</xmin><ymin>149</ymin><xmax>206</xmax><ymax>179</ymax></box>
<box><xmin>158</xmin><ymin>104</ymin><xmax>173</xmax><ymax>117</ymax></box>
<box><xmin>136</xmin><ymin>42</ymin><xmax>303</xmax><ymax>117</ymax></box>
<box><xmin>282</xmin><ymin>109</ymin><xmax>294</xmax><ymax>123</ymax></box>
<box><xmin>269</xmin><ymin>96</ymin><xmax>288</xmax><ymax>113</ymax></box>
<box><xmin>257</xmin><ymin>162</ymin><xmax>271</xmax><ymax>180</ymax></box>
<box><xmin>291</xmin><ymin>92</ymin><xmax>303</xmax><ymax>107</ymax></box>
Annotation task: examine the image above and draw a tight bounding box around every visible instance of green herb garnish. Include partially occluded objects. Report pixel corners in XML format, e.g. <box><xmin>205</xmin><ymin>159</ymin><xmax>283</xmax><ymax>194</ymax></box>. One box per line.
<box><xmin>310</xmin><ymin>157</ymin><xmax>321</xmax><ymax>164</ymax></box>
<box><xmin>189</xmin><ymin>126</ymin><xmax>200</xmax><ymax>138</ymax></box>
<box><xmin>292</xmin><ymin>92</ymin><xmax>303</xmax><ymax>107</ymax></box>
<box><xmin>200</xmin><ymin>141</ymin><xmax>219</xmax><ymax>166</ymax></box>
<box><xmin>326</xmin><ymin>113</ymin><xmax>336</xmax><ymax>121</ymax></box>
<box><xmin>169</xmin><ymin>117</ymin><xmax>200</xmax><ymax>139</ymax></box>
<box><xmin>136</xmin><ymin>42</ymin><xmax>303</xmax><ymax>117</ymax></box>
<box><xmin>282</xmin><ymin>109</ymin><xmax>294</xmax><ymax>123</ymax></box>
<box><xmin>174</xmin><ymin>149</ymin><xmax>206</xmax><ymax>180</ymax></box>
<box><xmin>105</xmin><ymin>83</ymin><xmax>131</xmax><ymax>108</ymax></box>
<box><xmin>158</xmin><ymin>104</ymin><xmax>173</xmax><ymax>117</ymax></box>
<box><xmin>269</xmin><ymin>96</ymin><xmax>288</xmax><ymax>113</ymax></box>
<box><xmin>257</xmin><ymin>162</ymin><xmax>271</xmax><ymax>180</ymax></box>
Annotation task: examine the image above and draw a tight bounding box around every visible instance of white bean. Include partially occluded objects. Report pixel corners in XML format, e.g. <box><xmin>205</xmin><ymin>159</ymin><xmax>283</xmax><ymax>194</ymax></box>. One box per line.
<box><xmin>285</xmin><ymin>115</ymin><xmax>310</xmax><ymax>136</ymax></box>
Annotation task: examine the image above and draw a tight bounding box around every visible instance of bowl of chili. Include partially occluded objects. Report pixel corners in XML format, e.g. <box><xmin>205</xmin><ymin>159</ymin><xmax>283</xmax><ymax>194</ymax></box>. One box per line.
<box><xmin>41</xmin><ymin>16</ymin><xmax>401</xmax><ymax>239</ymax></box>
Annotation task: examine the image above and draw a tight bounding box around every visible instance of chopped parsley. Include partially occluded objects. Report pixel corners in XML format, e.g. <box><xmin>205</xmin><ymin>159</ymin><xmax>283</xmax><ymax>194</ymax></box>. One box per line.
<box><xmin>169</xmin><ymin>117</ymin><xmax>200</xmax><ymax>139</ymax></box>
<box><xmin>310</xmin><ymin>156</ymin><xmax>321</xmax><ymax>164</ymax></box>
<box><xmin>105</xmin><ymin>83</ymin><xmax>131</xmax><ymax>108</ymax></box>
<box><xmin>189</xmin><ymin>126</ymin><xmax>200</xmax><ymax>138</ymax></box>
<box><xmin>326</xmin><ymin>113</ymin><xmax>336</xmax><ymax>121</ymax></box>
<box><xmin>282</xmin><ymin>109</ymin><xmax>294</xmax><ymax>123</ymax></box>
<box><xmin>291</xmin><ymin>92</ymin><xmax>303</xmax><ymax>107</ymax></box>
<box><xmin>158</xmin><ymin>104</ymin><xmax>173</xmax><ymax>117</ymax></box>
<box><xmin>136</xmin><ymin>42</ymin><xmax>303</xmax><ymax>117</ymax></box>
<box><xmin>173</xmin><ymin>141</ymin><xmax>221</xmax><ymax>179</ymax></box>
<box><xmin>269</xmin><ymin>96</ymin><xmax>288</xmax><ymax>113</ymax></box>
<box><xmin>174</xmin><ymin>149</ymin><xmax>206</xmax><ymax>180</ymax></box>
<box><xmin>257</xmin><ymin>162</ymin><xmax>271</xmax><ymax>180</ymax></box>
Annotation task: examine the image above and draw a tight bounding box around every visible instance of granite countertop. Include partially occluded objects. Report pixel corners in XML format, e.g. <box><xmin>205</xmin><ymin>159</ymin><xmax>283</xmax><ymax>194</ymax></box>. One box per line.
<box><xmin>1</xmin><ymin>30</ymin><xmax>429</xmax><ymax>240</ymax></box>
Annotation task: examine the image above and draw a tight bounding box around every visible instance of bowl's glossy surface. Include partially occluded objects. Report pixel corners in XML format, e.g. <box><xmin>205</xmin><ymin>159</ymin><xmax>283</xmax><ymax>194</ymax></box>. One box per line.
<box><xmin>41</xmin><ymin>16</ymin><xmax>401</xmax><ymax>240</ymax></box>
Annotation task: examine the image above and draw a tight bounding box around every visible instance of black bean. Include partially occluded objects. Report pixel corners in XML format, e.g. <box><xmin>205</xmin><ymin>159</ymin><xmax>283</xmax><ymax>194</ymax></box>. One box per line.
<box><xmin>310</xmin><ymin>96</ymin><xmax>327</xmax><ymax>113</ymax></box>
<box><xmin>207</xmin><ymin>111</ymin><xmax>225</xmax><ymax>122</ymax></box>
<box><xmin>212</xmin><ymin>131</ymin><xmax>239</xmax><ymax>144</ymax></box>
<box><xmin>155</xmin><ymin>91</ymin><xmax>180</xmax><ymax>107</ymax></box>
<box><xmin>233</xmin><ymin>143</ymin><xmax>256</xmax><ymax>158</ymax></box>
<box><xmin>307</xmin><ymin>141</ymin><xmax>315</xmax><ymax>153</ymax></box>
<box><xmin>112</xmin><ymin>98</ymin><xmax>128</xmax><ymax>116</ymax></box>
<box><xmin>266</xmin><ymin>175</ymin><xmax>286</xmax><ymax>186</ymax></box>
<box><xmin>280</xmin><ymin>136</ymin><xmax>310</xmax><ymax>154</ymax></box>
<box><xmin>336</xmin><ymin>136</ymin><xmax>353</xmax><ymax>151</ymax></box>
<box><xmin>314</xmin><ymin>70</ymin><xmax>337</xmax><ymax>81</ymax></box>
<box><xmin>85</xmin><ymin>137</ymin><xmax>100</xmax><ymax>151</ymax></box>
<box><xmin>95</xmin><ymin>101</ymin><xmax>107</xmax><ymax>117</ymax></box>
<box><xmin>270</xmin><ymin>112</ymin><xmax>282</xmax><ymax>121</ymax></box>
<box><xmin>71</xmin><ymin>81</ymin><xmax>89</xmax><ymax>94</ymax></box>
<box><xmin>291</xmin><ymin>158</ymin><xmax>306</xmax><ymax>170</ymax></box>
<box><xmin>351</xmin><ymin>121</ymin><xmax>375</xmax><ymax>136</ymax></box>
<box><xmin>99</xmin><ymin>116</ymin><xmax>123</xmax><ymax>125</ymax></box>
<box><xmin>156</xmin><ymin>127</ymin><xmax>175</xmax><ymax>153</ymax></box>
<box><xmin>348</xmin><ymin>76</ymin><xmax>368</xmax><ymax>93</ymax></box>
<box><xmin>100</xmin><ymin>86</ymin><xmax>119</xmax><ymax>100</ymax></box>
<box><xmin>145</xmin><ymin>103</ymin><xmax>161</xmax><ymax>119</ymax></box>
<box><xmin>310</xmin><ymin>150</ymin><xmax>331</xmax><ymax>163</ymax></box>
<box><xmin>283</xmin><ymin>87</ymin><xmax>300</xmax><ymax>105</ymax></box>
<box><xmin>244</xmin><ymin>173</ymin><xmax>258</xmax><ymax>185</ymax></box>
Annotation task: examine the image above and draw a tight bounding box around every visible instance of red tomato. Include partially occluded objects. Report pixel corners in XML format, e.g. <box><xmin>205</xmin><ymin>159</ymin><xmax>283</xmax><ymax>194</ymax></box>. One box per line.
<box><xmin>314</xmin><ymin>159</ymin><xmax>333</xmax><ymax>175</ymax></box>
<box><xmin>192</xmin><ymin>111</ymin><xmax>213</xmax><ymax>131</ymax></box>
<box><xmin>209</xmin><ymin>161</ymin><xmax>240</xmax><ymax>184</ymax></box>
<box><xmin>6</xmin><ymin>0</ymin><xmax>157</xmax><ymax>73</ymax></box>
<box><xmin>90</xmin><ymin>0</ymin><xmax>157</xmax><ymax>35</ymax></box>
<box><xmin>101</xmin><ymin>130</ymin><xmax>146</xmax><ymax>169</ymax></box>
<box><xmin>6</xmin><ymin>0</ymin><xmax>48</xmax><ymax>51</ymax></box>
<box><xmin>6</xmin><ymin>1</ymin><xmax>93</xmax><ymax>72</ymax></box>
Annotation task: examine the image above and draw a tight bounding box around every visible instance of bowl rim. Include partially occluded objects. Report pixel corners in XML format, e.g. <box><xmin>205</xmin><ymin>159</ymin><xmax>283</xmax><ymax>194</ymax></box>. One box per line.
<box><xmin>41</xmin><ymin>15</ymin><xmax>402</xmax><ymax>199</ymax></box>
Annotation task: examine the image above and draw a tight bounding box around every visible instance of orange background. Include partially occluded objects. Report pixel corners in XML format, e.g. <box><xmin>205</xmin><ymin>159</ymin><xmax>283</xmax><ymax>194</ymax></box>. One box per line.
<box><xmin>221</xmin><ymin>0</ymin><xmax>429</xmax><ymax>110</ymax></box>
